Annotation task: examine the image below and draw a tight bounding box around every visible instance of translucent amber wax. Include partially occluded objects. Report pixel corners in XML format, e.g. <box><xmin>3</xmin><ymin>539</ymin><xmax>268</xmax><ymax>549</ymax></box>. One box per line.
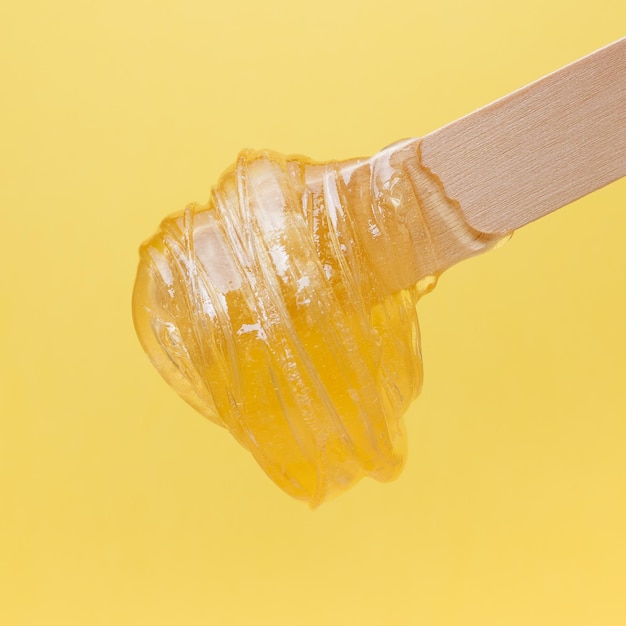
<box><xmin>132</xmin><ymin>139</ymin><xmax>501</xmax><ymax>506</ymax></box>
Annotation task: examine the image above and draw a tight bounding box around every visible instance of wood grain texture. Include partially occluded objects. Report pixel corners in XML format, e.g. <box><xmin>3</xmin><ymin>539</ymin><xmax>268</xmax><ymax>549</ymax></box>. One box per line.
<box><xmin>420</xmin><ymin>38</ymin><xmax>626</xmax><ymax>234</ymax></box>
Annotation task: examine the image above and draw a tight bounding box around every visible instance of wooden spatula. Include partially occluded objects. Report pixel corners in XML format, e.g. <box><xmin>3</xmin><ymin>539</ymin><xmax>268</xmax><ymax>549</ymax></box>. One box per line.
<box><xmin>315</xmin><ymin>37</ymin><xmax>626</xmax><ymax>294</ymax></box>
<box><xmin>420</xmin><ymin>37</ymin><xmax>625</xmax><ymax>235</ymax></box>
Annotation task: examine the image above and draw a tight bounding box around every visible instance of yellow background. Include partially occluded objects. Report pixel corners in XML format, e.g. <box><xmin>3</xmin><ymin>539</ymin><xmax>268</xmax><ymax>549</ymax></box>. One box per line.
<box><xmin>1</xmin><ymin>1</ymin><xmax>625</xmax><ymax>624</ymax></box>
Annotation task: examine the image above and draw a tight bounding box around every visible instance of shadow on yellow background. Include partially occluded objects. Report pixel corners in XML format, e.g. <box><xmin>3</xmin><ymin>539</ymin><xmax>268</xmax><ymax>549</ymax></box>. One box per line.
<box><xmin>1</xmin><ymin>1</ymin><xmax>625</xmax><ymax>624</ymax></box>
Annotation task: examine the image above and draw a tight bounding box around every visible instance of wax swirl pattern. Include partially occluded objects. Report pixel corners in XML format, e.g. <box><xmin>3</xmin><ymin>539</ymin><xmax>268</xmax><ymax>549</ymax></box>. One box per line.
<box><xmin>132</xmin><ymin>139</ymin><xmax>501</xmax><ymax>505</ymax></box>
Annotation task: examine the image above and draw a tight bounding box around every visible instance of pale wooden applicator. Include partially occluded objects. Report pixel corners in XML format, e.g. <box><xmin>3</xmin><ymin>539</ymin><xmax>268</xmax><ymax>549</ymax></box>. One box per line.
<box><xmin>421</xmin><ymin>37</ymin><xmax>625</xmax><ymax>235</ymax></box>
<box><xmin>321</xmin><ymin>37</ymin><xmax>626</xmax><ymax>295</ymax></box>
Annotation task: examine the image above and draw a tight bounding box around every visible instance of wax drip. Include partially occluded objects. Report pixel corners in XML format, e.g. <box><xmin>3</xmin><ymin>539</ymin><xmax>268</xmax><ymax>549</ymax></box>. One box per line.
<box><xmin>132</xmin><ymin>139</ymin><xmax>504</xmax><ymax>506</ymax></box>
